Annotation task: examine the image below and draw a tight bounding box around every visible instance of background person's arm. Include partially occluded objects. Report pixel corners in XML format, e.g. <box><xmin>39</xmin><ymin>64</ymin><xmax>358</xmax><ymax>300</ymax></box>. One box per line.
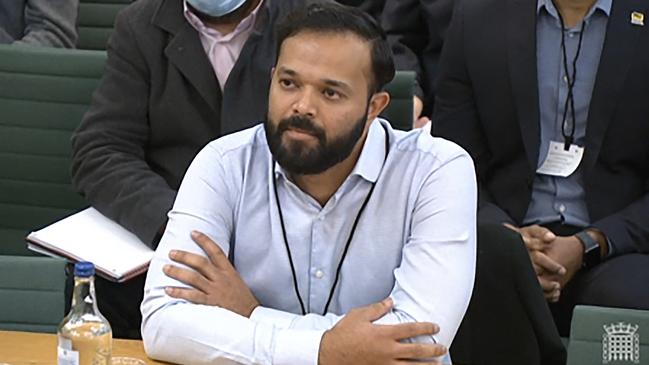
<box><xmin>71</xmin><ymin>9</ymin><xmax>175</xmax><ymax>246</ymax></box>
<box><xmin>14</xmin><ymin>0</ymin><xmax>78</xmax><ymax>48</ymax></box>
<box><xmin>0</xmin><ymin>27</ymin><xmax>13</xmax><ymax>43</ymax></box>
<box><xmin>589</xmin><ymin>189</ymin><xmax>649</xmax><ymax>256</ymax></box>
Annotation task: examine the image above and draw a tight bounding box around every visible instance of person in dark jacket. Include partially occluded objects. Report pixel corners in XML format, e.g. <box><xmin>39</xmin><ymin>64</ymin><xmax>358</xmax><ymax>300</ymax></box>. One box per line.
<box><xmin>70</xmin><ymin>0</ymin><xmax>326</xmax><ymax>339</ymax></box>
<box><xmin>435</xmin><ymin>0</ymin><xmax>649</xmax><ymax>341</ymax></box>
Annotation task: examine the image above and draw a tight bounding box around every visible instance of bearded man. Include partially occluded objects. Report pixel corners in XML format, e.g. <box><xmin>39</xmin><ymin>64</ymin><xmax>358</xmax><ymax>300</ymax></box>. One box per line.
<box><xmin>141</xmin><ymin>3</ymin><xmax>476</xmax><ymax>364</ymax></box>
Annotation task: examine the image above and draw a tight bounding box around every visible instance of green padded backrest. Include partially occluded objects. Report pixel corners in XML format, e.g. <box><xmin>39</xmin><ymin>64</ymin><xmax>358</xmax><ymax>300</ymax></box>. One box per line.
<box><xmin>78</xmin><ymin>0</ymin><xmax>133</xmax><ymax>50</ymax></box>
<box><xmin>0</xmin><ymin>44</ymin><xmax>106</xmax><ymax>255</ymax></box>
<box><xmin>381</xmin><ymin>70</ymin><xmax>416</xmax><ymax>131</ymax></box>
<box><xmin>567</xmin><ymin>305</ymin><xmax>649</xmax><ymax>365</ymax></box>
<box><xmin>0</xmin><ymin>255</ymin><xmax>67</xmax><ymax>333</ymax></box>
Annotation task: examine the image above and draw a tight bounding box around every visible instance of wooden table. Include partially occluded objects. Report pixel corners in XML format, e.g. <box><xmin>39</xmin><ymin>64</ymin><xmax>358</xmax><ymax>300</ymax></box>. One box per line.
<box><xmin>0</xmin><ymin>330</ymin><xmax>168</xmax><ymax>364</ymax></box>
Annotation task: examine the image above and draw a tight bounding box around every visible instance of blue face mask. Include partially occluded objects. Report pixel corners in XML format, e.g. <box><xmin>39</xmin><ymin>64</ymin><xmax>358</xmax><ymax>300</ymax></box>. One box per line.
<box><xmin>186</xmin><ymin>0</ymin><xmax>247</xmax><ymax>17</ymax></box>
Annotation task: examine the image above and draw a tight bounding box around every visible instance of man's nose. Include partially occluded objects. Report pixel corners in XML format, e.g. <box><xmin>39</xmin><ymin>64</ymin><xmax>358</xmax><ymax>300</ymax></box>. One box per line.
<box><xmin>292</xmin><ymin>88</ymin><xmax>317</xmax><ymax>118</ymax></box>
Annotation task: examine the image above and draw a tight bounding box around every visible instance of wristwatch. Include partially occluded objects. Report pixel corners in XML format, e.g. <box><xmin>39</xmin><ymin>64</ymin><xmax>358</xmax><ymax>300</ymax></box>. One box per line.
<box><xmin>575</xmin><ymin>230</ymin><xmax>601</xmax><ymax>269</ymax></box>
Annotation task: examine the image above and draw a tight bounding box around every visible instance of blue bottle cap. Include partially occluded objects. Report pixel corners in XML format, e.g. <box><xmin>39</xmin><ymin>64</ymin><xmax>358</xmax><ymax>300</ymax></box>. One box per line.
<box><xmin>74</xmin><ymin>262</ymin><xmax>95</xmax><ymax>277</ymax></box>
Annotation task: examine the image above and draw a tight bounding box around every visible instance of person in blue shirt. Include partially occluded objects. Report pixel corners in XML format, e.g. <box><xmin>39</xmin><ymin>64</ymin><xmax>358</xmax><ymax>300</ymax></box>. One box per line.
<box><xmin>141</xmin><ymin>3</ymin><xmax>476</xmax><ymax>364</ymax></box>
<box><xmin>435</xmin><ymin>0</ymin><xmax>649</xmax><ymax>340</ymax></box>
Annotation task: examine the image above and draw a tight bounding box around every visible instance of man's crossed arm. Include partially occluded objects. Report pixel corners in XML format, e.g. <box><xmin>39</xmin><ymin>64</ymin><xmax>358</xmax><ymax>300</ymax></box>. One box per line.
<box><xmin>160</xmin><ymin>231</ymin><xmax>448</xmax><ymax>365</ymax></box>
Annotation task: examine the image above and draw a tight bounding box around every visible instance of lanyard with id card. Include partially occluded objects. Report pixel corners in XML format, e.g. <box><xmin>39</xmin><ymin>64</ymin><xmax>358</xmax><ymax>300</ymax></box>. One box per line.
<box><xmin>537</xmin><ymin>3</ymin><xmax>586</xmax><ymax>178</ymax></box>
<box><xmin>537</xmin><ymin>141</ymin><xmax>584</xmax><ymax>177</ymax></box>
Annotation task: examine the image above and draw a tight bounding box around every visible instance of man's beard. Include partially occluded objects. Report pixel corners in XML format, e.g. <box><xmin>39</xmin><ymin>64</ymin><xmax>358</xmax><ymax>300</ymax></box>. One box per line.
<box><xmin>265</xmin><ymin>111</ymin><xmax>368</xmax><ymax>175</ymax></box>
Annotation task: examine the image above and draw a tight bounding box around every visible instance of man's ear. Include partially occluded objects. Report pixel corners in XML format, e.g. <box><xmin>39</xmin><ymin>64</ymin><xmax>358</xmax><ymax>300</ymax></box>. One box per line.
<box><xmin>366</xmin><ymin>91</ymin><xmax>390</xmax><ymax>122</ymax></box>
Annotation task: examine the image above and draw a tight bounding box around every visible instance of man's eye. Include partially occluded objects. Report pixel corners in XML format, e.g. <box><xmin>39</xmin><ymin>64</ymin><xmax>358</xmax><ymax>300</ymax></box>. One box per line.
<box><xmin>323</xmin><ymin>88</ymin><xmax>340</xmax><ymax>99</ymax></box>
<box><xmin>280</xmin><ymin>79</ymin><xmax>295</xmax><ymax>88</ymax></box>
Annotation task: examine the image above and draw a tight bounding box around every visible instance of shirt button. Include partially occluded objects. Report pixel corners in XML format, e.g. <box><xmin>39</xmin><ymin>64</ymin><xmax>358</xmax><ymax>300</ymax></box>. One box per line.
<box><xmin>315</xmin><ymin>270</ymin><xmax>324</xmax><ymax>279</ymax></box>
<box><xmin>558</xmin><ymin>204</ymin><xmax>566</xmax><ymax>213</ymax></box>
<box><xmin>568</xmin><ymin>32</ymin><xmax>575</xmax><ymax>38</ymax></box>
<box><xmin>563</xmin><ymin>75</ymin><xmax>568</xmax><ymax>83</ymax></box>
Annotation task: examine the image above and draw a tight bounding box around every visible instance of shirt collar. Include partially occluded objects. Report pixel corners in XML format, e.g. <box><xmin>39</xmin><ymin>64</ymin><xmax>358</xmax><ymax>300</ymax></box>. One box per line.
<box><xmin>273</xmin><ymin>118</ymin><xmax>388</xmax><ymax>184</ymax></box>
<box><xmin>348</xmin><ymin>118</ymin><xmax>387</xmax><ymax>183</ymax></box>
<box><xmin>537</xmin><ymin>0</ymin><xmax>612</xmax><ymax>21</ymax></box>
<box><xmin>183</xmin><ymin>0</ymin><xmax>264</xmax><ymax>40</ymax></box>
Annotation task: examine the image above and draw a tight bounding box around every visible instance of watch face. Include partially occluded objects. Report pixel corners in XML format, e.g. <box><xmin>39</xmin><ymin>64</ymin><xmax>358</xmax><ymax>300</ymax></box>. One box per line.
<box><xmin>585</xmin><ymin>237</ymin><xmax>599</xmax><ymax>253</ymax></box>
<box><xmin>585</xmin><ymin>247</ymin><xmax>600</xmax><ymax>268</ymax></box>
<box><xmin>585</xmin><ymin>241</ymin><xmax>599</xmax><ymax>253</ymax></box>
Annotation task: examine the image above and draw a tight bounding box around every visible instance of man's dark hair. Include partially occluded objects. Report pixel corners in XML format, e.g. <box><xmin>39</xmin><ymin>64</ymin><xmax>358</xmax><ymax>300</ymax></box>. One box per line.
<box><xmin>275</xmin><ymin>2</ymin><xmax>395</xmax><ymax>95</ymax></box>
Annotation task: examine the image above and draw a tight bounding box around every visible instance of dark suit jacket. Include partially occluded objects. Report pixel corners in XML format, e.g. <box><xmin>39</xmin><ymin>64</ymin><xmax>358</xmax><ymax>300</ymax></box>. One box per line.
<box><xmin>434</xmin><ymin>0</ymin><xmax>649</xmax><ymax>256</ymax></box>
<box><xmin>71</xmin><ymin>0</ymin><xmax>311</xmax><ymax>245</ymax></box>
<box><xmin>381</xmin><ymin>0</ymin><xmax>453</xmax><ymax>115</ymax></box>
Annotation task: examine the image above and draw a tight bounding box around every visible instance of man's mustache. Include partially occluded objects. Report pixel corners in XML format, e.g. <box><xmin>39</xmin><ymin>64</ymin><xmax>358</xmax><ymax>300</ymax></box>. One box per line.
<box><xmin>277</xmin><ymin>115</ymin><xmax>325</xmax><ymax>139</ymax></box>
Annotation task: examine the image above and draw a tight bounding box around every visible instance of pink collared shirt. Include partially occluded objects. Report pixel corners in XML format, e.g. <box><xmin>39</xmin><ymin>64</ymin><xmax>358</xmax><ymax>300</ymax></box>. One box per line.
<box><xmin>183</xmin><ymin>0</ymin><xmax>264</xmax><ymax>90</ymax></box>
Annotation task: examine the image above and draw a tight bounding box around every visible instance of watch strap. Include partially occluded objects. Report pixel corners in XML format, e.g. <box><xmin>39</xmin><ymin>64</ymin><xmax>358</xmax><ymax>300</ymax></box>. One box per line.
<box><xmin>575</xmin><ymin>230</ymin><xmax>601</xmax><ymax>269</ymax></box>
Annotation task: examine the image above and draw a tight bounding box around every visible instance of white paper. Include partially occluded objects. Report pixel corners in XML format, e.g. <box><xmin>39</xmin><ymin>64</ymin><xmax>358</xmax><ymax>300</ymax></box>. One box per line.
<box><xmin>536</xmin><ymin>141</ymin><xmax>584</xmax><ymax>177</ymax></box>
<box><xmin>26</xmin><ymin>208</ymin><xmax>154</xmax><ymax>282</ymax></box>
<box><xmin>57</xmin><ymin>346</ymin><xmax>79</xmax><ymax>365</ymax></box>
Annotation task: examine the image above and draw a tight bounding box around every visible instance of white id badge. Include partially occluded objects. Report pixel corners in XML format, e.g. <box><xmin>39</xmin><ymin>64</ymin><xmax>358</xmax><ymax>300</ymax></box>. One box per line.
<box><xmin>536</xmin><ymin>141</ymin><xmax>584</xmax><ymax>177</ymax></box>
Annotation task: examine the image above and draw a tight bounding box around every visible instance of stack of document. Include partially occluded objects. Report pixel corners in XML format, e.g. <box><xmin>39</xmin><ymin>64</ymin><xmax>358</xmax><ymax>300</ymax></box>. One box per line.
<box><xmin>26</xmin><ymin>208</ymin><xmax>154</xmax><ymax>282</ymax></box>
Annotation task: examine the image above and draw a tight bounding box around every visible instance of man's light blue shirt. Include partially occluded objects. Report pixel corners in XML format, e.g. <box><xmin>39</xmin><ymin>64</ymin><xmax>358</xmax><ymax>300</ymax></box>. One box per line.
<box><xmin>142</xmin><ymin>119</ymin><xmax>476</xmax><ymax>365</ymax></box>
<box><xmin>524</xmin><ymin>0</ymin><xmax>610</xmax><ymax>227</ymax></box>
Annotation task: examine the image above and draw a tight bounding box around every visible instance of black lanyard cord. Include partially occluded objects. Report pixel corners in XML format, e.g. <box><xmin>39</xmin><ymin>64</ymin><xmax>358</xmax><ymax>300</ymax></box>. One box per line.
<box><xmin>554</xmin><ymin>5</ymin><xmax>586</xmax><ymax>150</ymax></box>
<box><xmin>272</xmin><ymin>123</ymin><xmax>390</xmax><ymax>316</ymax></box>
<box><xmin>273</xmin><ymin>179</ymin><xmax>307</xmax><ymax>314</ymax></box>
<box><xmin>321</xmin><ymin>180</ymin><xmax>377</xmax><ymax>314</ymax></box>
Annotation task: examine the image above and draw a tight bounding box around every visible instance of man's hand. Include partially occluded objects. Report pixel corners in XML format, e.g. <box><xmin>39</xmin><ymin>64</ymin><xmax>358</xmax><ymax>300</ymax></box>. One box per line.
<box><xmin>413</xmin><ymin>96</ymin><xmax>431</xmax><ymax>129</ymax></box>
<box><xmin>543</xmin><ymin>235</ymin><xmax>584</xmax><ymax>289</ymax></box>
<box><xmin>504</xmin><ymin>223</ymin><xmax>555</xmax><ymax>251</ymax></box>
<box><xmin>318</xmin><ymin>298</ymin><xmax>447</xmax><ymax>365</ymax></box>
<box><xmin>163</xmin><ymin>231</ymin><xmax>259</xmax><ymax>317</ymax></box>
<box><xmin>503</xmin><ymin>223</ymin><xmax>565</xmax><ymax>301</ymax></box>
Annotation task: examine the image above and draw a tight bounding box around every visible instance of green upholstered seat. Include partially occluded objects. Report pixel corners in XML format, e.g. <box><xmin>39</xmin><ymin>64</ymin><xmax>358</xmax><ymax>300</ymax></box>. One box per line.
<box><xmin>0</xmin><ymin>44</ymin><xmax>106</xmax><ymax>255</ymax></box>
<box><xmin>78</xmin><ymin>0</ymin><xmax>133</xmax><ymax>50</ymax></box>
<box><xmin>567</xmin><ymin>305</ymin><xmax>649</xmax><ymax>365</ymax></box>
<box><xmin>0</xmin><ymin>255</ymin><xmax>67</xmax><ymax>333</ymax></box>
<box><xmin>381</xmin><ymin>70</ymin><xmax>416</xmax><ymax>131</ymax></box>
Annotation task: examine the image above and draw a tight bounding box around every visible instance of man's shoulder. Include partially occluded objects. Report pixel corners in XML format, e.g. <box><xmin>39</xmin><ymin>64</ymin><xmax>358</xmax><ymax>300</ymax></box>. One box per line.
<box><xmin>118</xmin><ymin>0</ymin><xmax>163</xmax><ymax>22</ymax></box>
<box><xmin>454</xmin><ymin>0</ymin><xmax>509</xmax><ymax>21</ymax></box>
<box><xmin>203</xmin><ymin>124</ymin><xmax>267</xmax><ymax>159</ymax></box>
<box><xmin>392</xmin><ymin>127</ymin><xmax>472</xmax><ymax>167</ymax></box>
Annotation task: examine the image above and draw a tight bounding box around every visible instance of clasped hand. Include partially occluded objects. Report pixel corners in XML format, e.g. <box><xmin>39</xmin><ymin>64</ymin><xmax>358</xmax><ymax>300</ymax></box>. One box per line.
<box><xmin>504</xmin><ymin>224</ymin><xmax>584</xmax><ymax>302</ymax></box>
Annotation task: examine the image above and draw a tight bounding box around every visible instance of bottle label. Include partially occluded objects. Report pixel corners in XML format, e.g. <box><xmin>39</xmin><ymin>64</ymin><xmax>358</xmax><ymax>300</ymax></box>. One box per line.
<box><xmin>57</xmin><ymin>346</ymin><xmax>79</xmax><ymax>365</ymax></box>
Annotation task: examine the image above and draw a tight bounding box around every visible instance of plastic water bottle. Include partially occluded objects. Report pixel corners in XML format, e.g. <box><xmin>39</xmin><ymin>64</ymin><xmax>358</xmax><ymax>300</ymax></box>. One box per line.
<box><xmin>57</xmin><ymin>262</ymin><xmax>112</xmax><ymax>365</ymax></box>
